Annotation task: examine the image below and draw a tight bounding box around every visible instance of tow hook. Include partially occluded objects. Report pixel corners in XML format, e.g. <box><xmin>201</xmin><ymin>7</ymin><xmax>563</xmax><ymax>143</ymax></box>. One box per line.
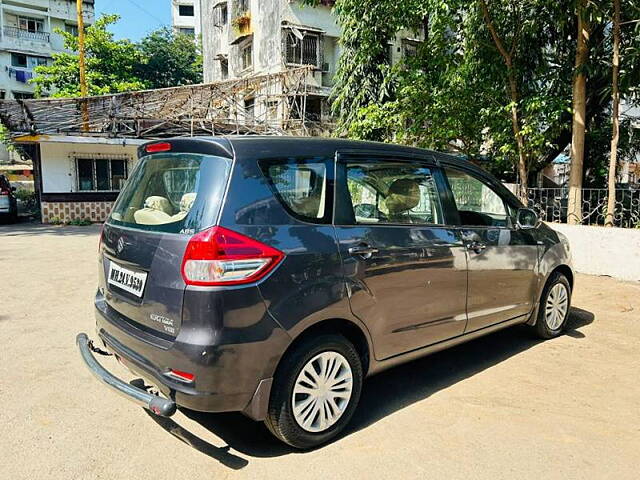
<box><xmin>88</xmin><ymin>339</ymin><xmax>112</xmax><ymax>357</ymax></box>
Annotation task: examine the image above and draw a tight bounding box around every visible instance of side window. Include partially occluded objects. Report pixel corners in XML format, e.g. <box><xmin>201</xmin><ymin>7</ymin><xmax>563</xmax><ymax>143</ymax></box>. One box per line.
<box><xmin>262</xmin><ymin>159</ymin><xmax>330</xmax><ymax>223</ymax></box>
<box><xmin>344</xmin><ymin>160</ymin><xmax>443</xmax><ymax>225</ymax></box>
<box><xmin>444</xmin><ymin>167</ymin><xmax>509</xmax><ymax>227</ymax></box>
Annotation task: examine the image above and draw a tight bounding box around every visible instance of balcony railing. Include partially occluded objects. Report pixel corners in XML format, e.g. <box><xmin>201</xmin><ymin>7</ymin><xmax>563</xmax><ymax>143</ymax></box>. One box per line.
<box><xmin>3</xmin><ymin>26</ymin><xmax>50</xmax><ymax>43</ymax></box>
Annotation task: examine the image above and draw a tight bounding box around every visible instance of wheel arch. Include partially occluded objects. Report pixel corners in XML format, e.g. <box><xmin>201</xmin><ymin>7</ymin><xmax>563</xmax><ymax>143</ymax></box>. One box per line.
<box><xmin>276</xmin><ymin>318</ymin><xmax>372</xmax><ymax>378</ymax></box>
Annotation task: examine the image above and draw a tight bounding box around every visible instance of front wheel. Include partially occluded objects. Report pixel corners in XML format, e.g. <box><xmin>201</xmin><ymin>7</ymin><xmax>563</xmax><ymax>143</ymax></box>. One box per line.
<box><xmin>265</xmin><ymin>334</ymin><xmax>363</xmax><ymax>449</ymax></box>
<box><xmin>533</xmin><ymin>272</ymin><xmax>572</xmax><ymax>339</ymax></box>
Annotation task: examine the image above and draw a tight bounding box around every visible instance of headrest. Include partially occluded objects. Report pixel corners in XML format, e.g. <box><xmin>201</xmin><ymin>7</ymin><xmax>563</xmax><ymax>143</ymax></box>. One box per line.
<box><xmin>385</xmin><ymin>179</ymin><xmax>420</xmax><ymax>214</ymax></box>
<box><xmin>134</xmin><ymin>208</ymin><xmax>172</xmax><ymax>225</ymax></box>
<box><xmin>179</xmin><ymin>193</ymin><xmax>197</xmax><ymax>213</ymax></box>
<box><xmin>144</xmin><ymin>196</ymin><xmax>173</xmax><ymax>215</ymax></box>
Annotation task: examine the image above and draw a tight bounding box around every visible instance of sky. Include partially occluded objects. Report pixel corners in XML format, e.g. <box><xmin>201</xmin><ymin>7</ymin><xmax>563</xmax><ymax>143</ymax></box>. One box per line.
<box><xmin>95</xmin><ymin>0</ymin><xmax>172</xmax><ymax>41</ymax></box>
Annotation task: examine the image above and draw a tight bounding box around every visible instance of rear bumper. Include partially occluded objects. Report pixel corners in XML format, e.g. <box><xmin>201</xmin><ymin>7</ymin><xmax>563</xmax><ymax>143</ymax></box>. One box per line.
<box><xmin>76</xmin><ymin>332</ymin><xmax>177</xmax><ymax>417</ymax></box>
<box><xmin>91</xmin><ymin>291</ymin><xmax>290</xmax><ymax>419</ymax></box>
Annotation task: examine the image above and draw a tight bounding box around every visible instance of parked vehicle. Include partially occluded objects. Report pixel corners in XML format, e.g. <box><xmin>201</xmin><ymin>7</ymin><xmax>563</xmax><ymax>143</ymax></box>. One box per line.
<box><xmin>0</xmin><ymin>174</ymin><xmax>18</xmax><ymax>223</ymax></box>
<box><xmin>77</xmin><ymin>137</ymin><xmax>573</xmax><ymax>449</ymax></box>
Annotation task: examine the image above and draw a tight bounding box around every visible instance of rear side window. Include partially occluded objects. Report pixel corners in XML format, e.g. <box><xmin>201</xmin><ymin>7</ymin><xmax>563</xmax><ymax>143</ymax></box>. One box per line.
<box><xmin>109</xmin><ymin>153</ymin><xmax>232</xmax><ymax>234</ymax></box>
<box><xmin>261</xmin><ymin>157</ymin><xmax>332</xmax><ymax>223</ymax></box>
<box><xmin>343</xmin><ymin>160</ymin><xmax>444</xmax><ymax>225</ymax></box>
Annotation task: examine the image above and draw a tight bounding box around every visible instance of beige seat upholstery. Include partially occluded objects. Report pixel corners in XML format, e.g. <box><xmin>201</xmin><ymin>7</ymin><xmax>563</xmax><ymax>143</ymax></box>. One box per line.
<box><xmin>169</xmin><ymin>193</ymin><xmax>197</xmax><ymax>222</ymax></box>
<box><xmin>384</xmin><ymin>179</ymin><xmax>420</xmax><ymax>222</ymax></box>
<box><xmin>134</xmin><ymin>196</ymin><xmax>174</xmax><ymax>225</ymax></box>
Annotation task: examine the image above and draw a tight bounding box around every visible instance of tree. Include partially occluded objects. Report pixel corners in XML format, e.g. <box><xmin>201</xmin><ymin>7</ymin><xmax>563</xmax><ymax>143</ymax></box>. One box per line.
<box><xmin>567</xmin><ymin>0</ymin><xmax>591</xmax><ymax>224</ymax></box>
<box><xmin>135</xmin><ymin>28</ymin><xmax>203</xmax><ymax>89</ymax></box>
<box><xmin>32</xmin><ymin>15</ymin><xmax>146</xmax><ymax>97</ymax></box>
<box><xmin>605</xmin><ymin>0</ymin><xmax>621</xmax><ymax>227</ymax></box>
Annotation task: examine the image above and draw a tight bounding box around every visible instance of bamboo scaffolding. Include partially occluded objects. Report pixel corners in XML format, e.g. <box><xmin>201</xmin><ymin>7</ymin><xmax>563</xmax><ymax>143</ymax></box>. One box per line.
<box><xmin>0</xmin><ymin>67</ymin><xmax>327</xmax><ymax>139</ymax></box>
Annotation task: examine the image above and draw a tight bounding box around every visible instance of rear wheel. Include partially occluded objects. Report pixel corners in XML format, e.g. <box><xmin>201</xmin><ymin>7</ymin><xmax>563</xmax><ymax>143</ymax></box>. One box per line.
<box><xmin>265</xmin><ymin>334</ymin><xmax>363</xmax><ymax>449</ymax></box>
<box><xmin>534</xmin><ymin>272</ymin><xmax>572</xmax><ymax>339</ymax></box>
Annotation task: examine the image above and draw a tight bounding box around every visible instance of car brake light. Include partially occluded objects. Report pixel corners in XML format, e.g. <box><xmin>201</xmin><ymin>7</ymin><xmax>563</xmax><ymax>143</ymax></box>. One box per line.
<box><xmin>181</xmin><ymin>226</ymin><xmax>284</xmax><ymax>286</ymax></box>
<box><xmin>0</xmin><ymin>189</ymin><xmax>9</xmax><ymax>195</ymax></box>
<box><xmin>166</xmin><ymin>369</ymin><xmax>195</xmax><ymax>383</ymax></box>
<box><xmin>145</xmin><ymin>142</ymin><xmax>171</xmax><ymax>153</ymax></box>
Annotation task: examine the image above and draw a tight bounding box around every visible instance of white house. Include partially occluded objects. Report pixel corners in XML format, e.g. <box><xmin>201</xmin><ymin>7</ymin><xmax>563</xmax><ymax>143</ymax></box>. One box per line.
<box><xmin>171</xmin><ymin>0</ymin><xmax>200</xmax><ymax>37</ymax></box>
<box><xmin>0</xmin><ymin>0</ymin><xmax>94</xmax><ymax>101</ymax></box>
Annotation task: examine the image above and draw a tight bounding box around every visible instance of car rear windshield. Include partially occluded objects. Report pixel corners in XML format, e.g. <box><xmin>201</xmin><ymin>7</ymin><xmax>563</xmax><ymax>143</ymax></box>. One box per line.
<box><xmin>108</xmin><ymin>153</ymin><xmax>232</xmax><ymax>234</ymax></box>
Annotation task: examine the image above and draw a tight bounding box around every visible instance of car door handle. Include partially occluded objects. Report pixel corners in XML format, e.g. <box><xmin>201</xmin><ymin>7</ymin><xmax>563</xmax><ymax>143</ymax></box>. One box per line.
<box><xmin>348</xmin><ymin>245</ymin><xmax>379</xmax><ymax>259</ymax></box>
<box><xmin>467</xmin><ymin>241</ymin><xmax>487</xmax><ymax>254</ymax></box>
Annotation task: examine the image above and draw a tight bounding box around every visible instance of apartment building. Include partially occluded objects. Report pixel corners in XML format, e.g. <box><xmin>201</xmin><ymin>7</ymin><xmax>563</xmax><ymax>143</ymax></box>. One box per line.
<box><xmin>171</xmin><ymin>0</ymin><xmax>201</xmax><ymax>37</ymax></box>
<box><xmin>0</xmin><ymin>0</ymin><xmax>94</xmax><ymax>100</ymax></box>
<box><xmin>198</xmin><ymin>0</ymin><xmax>423</xmax><ymax>124</ymax></box>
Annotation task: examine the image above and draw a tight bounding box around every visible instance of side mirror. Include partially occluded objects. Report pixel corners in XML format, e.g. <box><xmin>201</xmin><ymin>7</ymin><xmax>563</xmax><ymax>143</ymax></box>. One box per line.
<box><xmin>516</xmin><ymin>208</ymin><xmax>538</xmax><ymax>229</ymax></box>
<box><xmin>11</xmin><ymin>186</ymin><xmax>16</xmax><ymax>192</ymax></box>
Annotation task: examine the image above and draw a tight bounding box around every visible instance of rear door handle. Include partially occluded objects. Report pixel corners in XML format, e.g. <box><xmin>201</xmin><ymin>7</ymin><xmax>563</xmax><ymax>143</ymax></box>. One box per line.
<box><xmin>348</xmin><ymin>245</ymin><xmax>379</xmax><ymax>259</ymax></box>
<box><xmin>467</xmin><ymin>241</ymin><xmax>487</xmax><ymax>254</ymax></box>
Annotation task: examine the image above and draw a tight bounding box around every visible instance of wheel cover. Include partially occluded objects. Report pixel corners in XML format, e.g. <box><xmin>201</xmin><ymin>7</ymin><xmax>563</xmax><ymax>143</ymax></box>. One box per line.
<box><xmin>291</xmin><ymin>351</ymin><xmax>353</xmax><ymax>433</ymax></box>
<box><xmin>545</xmin><ymin>283</ymin><xmax>569</xmax><ymax>330</ymax></box>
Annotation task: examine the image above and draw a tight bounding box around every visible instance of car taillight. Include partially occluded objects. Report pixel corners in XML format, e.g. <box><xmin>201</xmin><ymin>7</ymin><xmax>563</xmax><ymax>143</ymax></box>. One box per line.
<box><xmin>145</xmin><ymin>142</ymin><xmax>171</xmax><ymax>153</ymax></box>
<box><xmin>0</xmin><ymin>189</ymin><xmax>9</xmax><ymax>195</ymax></box>
<box><xmin>181</xmin><ymin>226</ymin><xmax>284</xmax><ymax>286</ymax></box>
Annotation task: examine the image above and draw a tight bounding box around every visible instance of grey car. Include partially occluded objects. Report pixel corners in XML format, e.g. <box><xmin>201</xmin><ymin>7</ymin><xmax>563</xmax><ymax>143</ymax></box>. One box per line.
<box><xmin>78</xmin><ymin>137</ymin><xmax>573</xmax><ymax>449</ymax></box>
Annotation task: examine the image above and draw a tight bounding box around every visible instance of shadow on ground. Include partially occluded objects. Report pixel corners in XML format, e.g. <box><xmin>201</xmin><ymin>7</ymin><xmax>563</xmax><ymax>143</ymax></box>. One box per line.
<box><xmin>144</xmin><ymin>307</ymin><xmax>595</xmax><ymax>467</ymax></box>
<box><xmin>0</xmin><ymin>222</ymin><xmax>101</xmax><ymax>237</ymax></box>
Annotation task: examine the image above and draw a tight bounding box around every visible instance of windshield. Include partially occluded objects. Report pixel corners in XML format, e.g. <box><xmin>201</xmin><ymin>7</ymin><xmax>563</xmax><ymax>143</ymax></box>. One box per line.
<box><xmin>109</xmin><ymin>153</ymin><xmax>232</xmax><ymax>234</ymax></box>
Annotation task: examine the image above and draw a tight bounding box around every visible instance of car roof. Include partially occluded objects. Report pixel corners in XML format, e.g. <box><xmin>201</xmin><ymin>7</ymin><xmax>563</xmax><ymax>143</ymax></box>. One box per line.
<box><xmin>140</xmin><ymin>136</ymin><xmax>522</xmax><ymax>207</ymax></box>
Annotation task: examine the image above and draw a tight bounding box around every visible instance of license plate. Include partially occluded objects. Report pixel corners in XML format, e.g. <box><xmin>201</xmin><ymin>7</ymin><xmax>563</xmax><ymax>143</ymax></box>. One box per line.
<box><xmin>108</xmin><ymin>262</ymin><xmax>147</xmax><ymax>297</ymax></box>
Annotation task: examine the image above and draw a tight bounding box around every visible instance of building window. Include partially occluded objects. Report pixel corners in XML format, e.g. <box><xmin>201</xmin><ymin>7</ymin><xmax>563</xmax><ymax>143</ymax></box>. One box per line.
<box><xmin>402</xmin><ymin>39</ymin><xmax>419</xmax><ymax>59</ymax></box>
<box><xmin>179</xmin><ymin>27</ymin><xmax>195</xmax><ymax>36</ymax></box>
<box><xmin>241</xmin><ymin>41</ymin><xmax>252</xmax><ymax>70</ymax></box>
<box><xmin>76</xmin><ymin>158</ymin><xmax>128</xmax><ymax>192</ymax></box>
<box><xmin>18</xmin><ymin>16</ymin><xmax>44</xmax><ymax>33</ymax></box>
<box><xmin>284</xmin><ymin>30</ymin><xmax>321</xmax><ymax>67</ymax></box>
<box><xmin>238</xmin><ymin>0</ymin><xmax>249</xmax><ymax>13</ymax></box>
<box><xmin>213</xmin><ymin>3</ymin><xmax>228</xmax><ymax>26</ymax></box>
<box><xmin>244</xmin><ymin>98</ymin><xmax>255</xmax><ymax>123</ymax></box>
<box><xmin>12</xmin><ymin>92</ymin><xmax>34</xmax><ymax>100</ymax></box>
<box><xmin>11</xmin><ymin>53</ymin><xmax>47</xmax><ymax>69</ymax></box>
<box><xmin>178</xmin><ymin>4</ymin><xmax>194</xmax><ymax>16</ymax></box>
<box><xmin>219</xmin><ymin>58</ymin><xmax>229</xmax><ymax>79</ymax></box>
<box><xmin>64</xmin><ymin>23</ymin><xmax>79</xmax><ymax>36</ymax></box>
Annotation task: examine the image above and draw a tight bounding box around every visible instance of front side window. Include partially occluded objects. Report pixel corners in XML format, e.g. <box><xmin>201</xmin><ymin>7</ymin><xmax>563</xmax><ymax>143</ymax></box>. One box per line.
<box><xmin>444</xmin><ymin>167</ymin><xmax>509</xmax><ymax>227</ymax></box>
<box><xmin>261</xmin><ymin>158</ymin><xmax>330</xmax><ymax>223</ymax></box>
<box><xmin>344</xmin><ymin>160</ymin><xmax>443</xmax><ymax>225</ymax></box>
<box><xmin>76</xmin><ymin>158</ymin><xmax>128</xmax><ymax>191</ymax></box>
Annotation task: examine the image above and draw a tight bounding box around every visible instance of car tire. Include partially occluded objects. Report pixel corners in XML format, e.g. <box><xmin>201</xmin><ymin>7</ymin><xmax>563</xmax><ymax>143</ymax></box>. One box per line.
<box><xmin>264</xmin><ymin>333</ymin><xmax>363</xmax><ymax>449</ymax></box>
<box><xmin>533</xmin><ymin>272</ymin><xmax>572</xmax><ymax>339</ymax></box>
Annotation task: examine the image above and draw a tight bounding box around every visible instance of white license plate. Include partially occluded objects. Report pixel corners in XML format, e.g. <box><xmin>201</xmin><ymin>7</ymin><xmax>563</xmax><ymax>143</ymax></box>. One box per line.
<box><xmin>108</xmin><ymin>262</ymin><xmax>147</xmax><ymax>297</ymax></box>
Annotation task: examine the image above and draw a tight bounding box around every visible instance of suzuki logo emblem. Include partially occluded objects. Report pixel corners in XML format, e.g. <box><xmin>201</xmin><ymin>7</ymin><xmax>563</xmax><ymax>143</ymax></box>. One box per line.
<box><xmin>117</xmin><ymin>237</ymin><xmax>125</xmax><ymax>254</ymax></box>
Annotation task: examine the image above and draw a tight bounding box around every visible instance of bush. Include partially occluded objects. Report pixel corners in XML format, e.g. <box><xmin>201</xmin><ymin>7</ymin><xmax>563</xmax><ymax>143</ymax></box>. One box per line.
<box><xmin>67</xmin><ymin>218</ymin><xmax>93</xmax><ymax>226</ymax></box>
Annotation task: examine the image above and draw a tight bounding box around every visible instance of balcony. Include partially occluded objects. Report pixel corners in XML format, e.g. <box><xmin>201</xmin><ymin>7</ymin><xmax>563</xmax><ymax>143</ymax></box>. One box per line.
<box><xmin>3</xmin><ymin>26</ymin><xmax>50</xmax><ymax>43</ymax></box>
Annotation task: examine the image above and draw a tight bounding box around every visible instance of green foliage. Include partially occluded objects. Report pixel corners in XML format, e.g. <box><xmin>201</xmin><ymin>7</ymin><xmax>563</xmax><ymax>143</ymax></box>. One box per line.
<box><xmin>135</xmin><ymin>27</ymin><xmax>202</xmax><ymax>89</ymax></box>
<box><xmin>32</xmin><ymin>15</ymin><xmax>146</xmax><ymax>97</ymax></box>
<box><xmin>31</xmin><ymin>15</ymin><xmax>202</xmax><ymax>97</ymax></box>
<box><xmin>318</xmin><ymin>0</ymin><xmax>640</xmax><ymax>183</ymax></box>
<box><xmin>67</xmin><ymin>218</ymin><xmax>93</xmax><ymax>226</ymax></box>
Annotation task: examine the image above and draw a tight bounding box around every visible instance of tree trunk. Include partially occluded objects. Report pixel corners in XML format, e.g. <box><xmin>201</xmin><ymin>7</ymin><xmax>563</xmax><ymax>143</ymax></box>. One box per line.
<box><xmin>567</xmin><ymin>0</ymin><xmax>590</xmax><ymax>224</ymax></box>
<box><xmin>605</xmin><ymin>0</ymin><xmax>621</xmax><ymax>227</ymax></box>
<box><xmin>479</xmin><ymin>0</ymin><xmax>528</xmax><ymax>202</ymax></box>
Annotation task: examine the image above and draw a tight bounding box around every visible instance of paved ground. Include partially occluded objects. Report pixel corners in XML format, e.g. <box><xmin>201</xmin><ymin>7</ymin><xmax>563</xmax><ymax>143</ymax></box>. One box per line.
<box><xmin>1</xmin><ymin>223</ymin><xmax>639</xmax><ymax>480</ymax></box>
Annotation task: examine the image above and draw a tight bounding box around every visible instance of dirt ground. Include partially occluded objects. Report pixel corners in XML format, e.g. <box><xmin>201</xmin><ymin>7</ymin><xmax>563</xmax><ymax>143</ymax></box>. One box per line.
<box><xmin>1</xmin><ymin>223</ymin><xmax>639</xmax><ymax>480</ymax></box>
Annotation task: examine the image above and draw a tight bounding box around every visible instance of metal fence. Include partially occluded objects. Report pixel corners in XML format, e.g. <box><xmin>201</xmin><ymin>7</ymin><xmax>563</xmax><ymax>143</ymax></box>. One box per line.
<box><xmin>527</xmin><ymin>188</ymin><xmax>640</xmax><ymax>228</ymax></box>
